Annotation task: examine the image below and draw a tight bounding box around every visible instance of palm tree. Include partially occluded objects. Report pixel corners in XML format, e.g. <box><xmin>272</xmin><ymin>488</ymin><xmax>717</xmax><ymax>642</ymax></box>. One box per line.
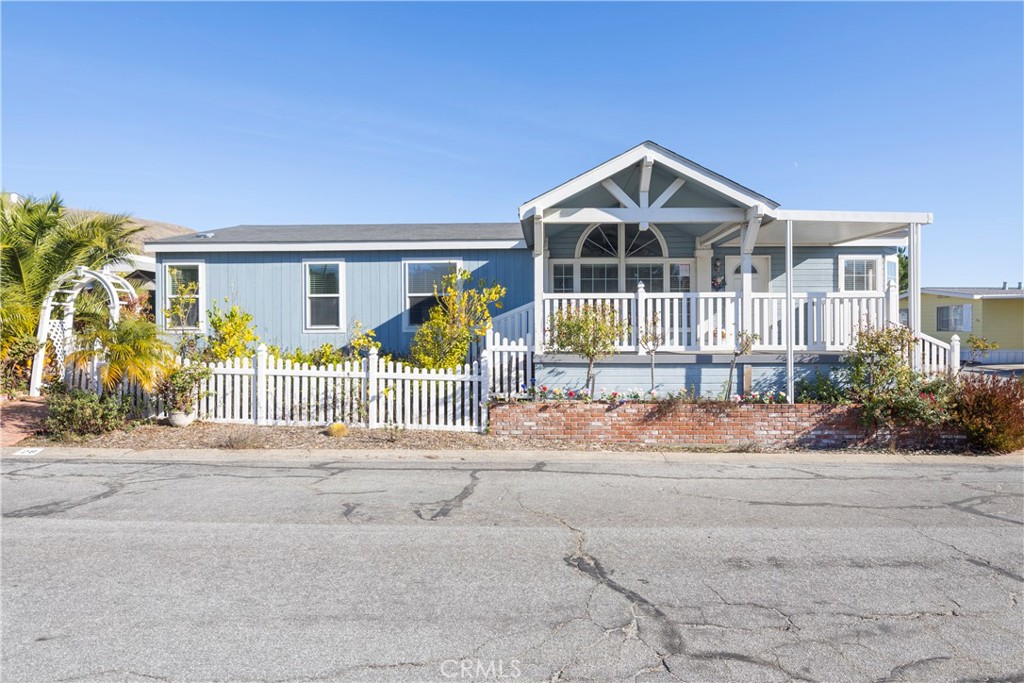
<box><xmin>1</xmin><ymin>192</ymin><xmax>142</xmax><ymax>342</ymax></box>
<box><xmin>1</xmin><ymin>192</ymin><xmax>143</xmax><ymax>384</ymax></box>
<box><xmin>66</xmin><ymin>313</ymin><xmax>173</xmax><ymax>394</ymax></box>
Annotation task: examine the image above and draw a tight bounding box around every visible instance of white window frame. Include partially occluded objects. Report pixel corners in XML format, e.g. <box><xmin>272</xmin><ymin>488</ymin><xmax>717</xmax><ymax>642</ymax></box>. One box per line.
<box><xmin>303</xmin><ymin>259</ymin><xmax>346</xmax><ymax>333</ymax></box>
<box><xmin>936</xmin><ymin>304</ymin><xmax>973</xmax><ymax>332</ymax></box>
<box><xmin>838</xmin><ymin>255</ymin><xmax>883</xmax><ymax>293</ymax></box>
<box><xmin>402</xmin><ymin>258</ymin><xmax>462</xmax><ymax>332</ymax></box>
<box><xmin>163</xmin><ymin>260</ymin><xmax>206</xmax><ymax>333</ymax></box>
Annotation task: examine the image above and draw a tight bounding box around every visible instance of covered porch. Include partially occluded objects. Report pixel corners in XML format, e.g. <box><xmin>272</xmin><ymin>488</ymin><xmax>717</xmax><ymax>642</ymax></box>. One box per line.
<box><xmin>494</xmin><ymin>141</ymin><xmax>948</xmax><ymax>393</ymax></box>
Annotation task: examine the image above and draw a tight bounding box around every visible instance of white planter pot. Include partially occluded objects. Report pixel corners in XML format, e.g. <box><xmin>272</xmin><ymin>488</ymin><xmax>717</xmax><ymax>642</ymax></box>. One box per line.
<box><xmin>168</xmin><ymin>410</ymin><xmax>196</xmax><ymax>428</ymax></box>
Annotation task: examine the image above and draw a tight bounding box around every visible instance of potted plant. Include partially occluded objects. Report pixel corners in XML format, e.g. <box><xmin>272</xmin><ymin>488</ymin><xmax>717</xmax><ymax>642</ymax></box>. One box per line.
<box><xmin>157</xmin><ymin>363</ymin><xmax>211</xmax><ymax>427</ymax></box>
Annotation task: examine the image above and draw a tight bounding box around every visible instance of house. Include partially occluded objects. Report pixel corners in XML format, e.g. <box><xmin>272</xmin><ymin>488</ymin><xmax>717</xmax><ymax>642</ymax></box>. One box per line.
<box><xmin>900</xmin><ymin>285</ymin><xmax>1024</xmax><ymax>364</ymax></box>
<box><xmin>146</xmin><ymin>141</ymin><xmax>944</xmax><ymax>397</ymax></box>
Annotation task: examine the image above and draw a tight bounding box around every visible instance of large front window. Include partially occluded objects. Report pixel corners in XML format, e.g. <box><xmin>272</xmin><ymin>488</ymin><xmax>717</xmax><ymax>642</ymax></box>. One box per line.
<box><xmin>564</xmin><ymin>224</ymin><xmax>690</xmax><ymax>293</ymax></box>
<box><xmin>405</xmin><ymin>260</ymin><xmax>459</xmax><ymax>328</ymax></box>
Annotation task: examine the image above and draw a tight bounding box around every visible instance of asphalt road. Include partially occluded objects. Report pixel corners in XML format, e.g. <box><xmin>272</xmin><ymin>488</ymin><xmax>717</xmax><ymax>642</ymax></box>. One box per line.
<box><xmin>2</xmin><ymin>453</ymin><xmax>1022</xmax><ymax>683</ymax></box>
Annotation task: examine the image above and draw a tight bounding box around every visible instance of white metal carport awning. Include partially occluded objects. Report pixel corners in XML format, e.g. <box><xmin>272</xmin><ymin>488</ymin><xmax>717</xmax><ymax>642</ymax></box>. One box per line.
<box><xmin>719</xmin><ymin>210</ymin><xmax>933</xmax><ymax>247</ymax></box>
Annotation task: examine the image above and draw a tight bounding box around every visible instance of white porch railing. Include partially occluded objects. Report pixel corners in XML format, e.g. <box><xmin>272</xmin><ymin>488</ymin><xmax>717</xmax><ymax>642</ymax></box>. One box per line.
<box><xmin>748</xmin><ymin>292</ymin><xmax>888</xmax><ymax>351</ymax></box>
<box><xmin>540</xmin><ymin>287</ymin><xmax>895</xmax><ymax>354</ymax></box>
<box><xmin>915</xmin><ymin>333</ymin><xmax>960</xmax><ymax>376</ymax></box>
<box><xmin>490</xmin><ymin>303</ymin><xmax>533</xmax><ymax>342</ymax></box>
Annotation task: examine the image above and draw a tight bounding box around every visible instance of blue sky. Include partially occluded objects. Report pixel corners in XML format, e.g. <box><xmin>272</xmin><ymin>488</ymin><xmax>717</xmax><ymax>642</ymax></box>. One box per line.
<box><xmin>3</xmin><ymin>1</ymin><xmax>1021</xmax><ymax>286</ymax></box>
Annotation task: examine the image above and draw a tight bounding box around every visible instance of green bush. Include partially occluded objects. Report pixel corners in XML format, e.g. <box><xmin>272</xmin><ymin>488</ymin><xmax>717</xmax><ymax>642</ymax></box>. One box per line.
<box><xmin>795</xmin><ymin>372</ymin><xmax>849</xmax><ymax>404</ymax></box>
<box><xmin>951</xmin><ymin>373</ymin><xmax>1024</xmax><ymax>453</ymax></box>
<box><xmin>45</xmin><ymin>389</ymin><xmax>129</xmax><ymax>438</ymax></box>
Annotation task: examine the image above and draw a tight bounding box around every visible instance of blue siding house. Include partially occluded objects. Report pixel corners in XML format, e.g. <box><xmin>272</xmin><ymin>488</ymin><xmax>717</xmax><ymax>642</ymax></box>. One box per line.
<box><xmin>147</xmin><ymin>141</ymin><xmax>940</xmax><ymax>397</ymax></box>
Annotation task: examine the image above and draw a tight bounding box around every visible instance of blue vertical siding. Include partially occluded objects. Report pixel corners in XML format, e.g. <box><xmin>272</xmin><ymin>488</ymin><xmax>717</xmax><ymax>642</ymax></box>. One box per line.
<box><xmin>156</xmin><ymin>248</ymin><xmax>534</xmax><ymax>354</ymax></box>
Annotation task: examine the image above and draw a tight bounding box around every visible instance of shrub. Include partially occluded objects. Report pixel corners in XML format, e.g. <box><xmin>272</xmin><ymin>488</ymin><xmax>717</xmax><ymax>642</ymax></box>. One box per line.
<box><xmin>409</xmin><ymin>268</ymin><xmax>506</xmax><ymax>369</ymax></box>
<box><xmin>325</xmin><ymin>422</ymin><xmax>348</xmax><ymax>438</ymax></box>
<box><xmin>45</xmin><ymin>389</ymin><xmax>129</xmax><ymax>437</ymax></box>
<box><xmin>951</xmin><ymin>373</ymin><xmax>1024</xmax><ymax>453</ymax></box>
<box><xmin>796</xmin><ymin>372</ymin><xmax>849</xmax><ymax>404</ymax></box>
<box><xmin>206</xmin><ymin>299</ymin><xmax>260</xmax><ymax>361</ymax></box>
<box><xmin>844</xmin><ymin>326</ymin><xmax>934</xmax><ymax>426</ymax></box>
<box><xmin>156</xmin><ymin>362</ymin><xmax>212</xmax><ymax>414</ymax></box>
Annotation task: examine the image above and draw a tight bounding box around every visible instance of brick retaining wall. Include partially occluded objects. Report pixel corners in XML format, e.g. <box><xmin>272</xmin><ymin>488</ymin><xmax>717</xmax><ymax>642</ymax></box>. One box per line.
<box><xmin>489</xmin><ymin>402</ymin><xmax>966</xmax><ymax>450</ymax></box>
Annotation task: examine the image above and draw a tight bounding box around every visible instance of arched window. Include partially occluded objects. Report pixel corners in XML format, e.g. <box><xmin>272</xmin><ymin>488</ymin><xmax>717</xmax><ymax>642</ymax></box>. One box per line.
<box><xmin>557</xmin><ymin>224</ymin><xmax>691</xmax><ymax>294</ymax></box>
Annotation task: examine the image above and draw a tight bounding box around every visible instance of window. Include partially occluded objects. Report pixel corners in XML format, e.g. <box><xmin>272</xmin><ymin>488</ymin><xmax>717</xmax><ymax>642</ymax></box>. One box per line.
<box><xmin>573</xmin><ymin>224</ymin><xmax>675</xmax><ymax>293</ymax></box>
<box><xmin>552</xmin><ymin>264</ymin><xmax>574</xmax><ymax>293</ymax></box>
<box><xmin>165</xmin><ymin>263</ymin><xmax>204</xmax><ymax>331</ymax></box>
<box><xmin>936</xmin><ymin>304</ymin><xmax>973</xmax><ymax>332</ymax></box>
<box><xmin>626</xmin><ymin>264</ymin><xmax>664</xmax><ymax>292</ymax></box>
<box><xmin>839</xmin><ymin>256</ymin><xmax>881</xmax><ymax>292</ymax></box>
<box><xmin>580</xmin><ymin>264</ymin><xmax>619</xmax><ymax>293</ymax></box>
<box><xmin>669</xmin><ymin>263</ymin><xmax>691</xmax><ymax>292</ymax></box>
<box><xmin>305</xmin><ymin>261</ymin><xmax>344</xmax><ymax>330</ymax></box>
<box><xmin>405</xmin><ymin>260</ymin><xmax>459</xmax><ymax>328</ymax></box>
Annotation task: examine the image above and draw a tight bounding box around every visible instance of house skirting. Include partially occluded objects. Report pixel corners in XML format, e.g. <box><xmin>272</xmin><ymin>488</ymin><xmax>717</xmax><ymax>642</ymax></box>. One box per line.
<box><xmin>534</xmin><ymin>353</ymin><xmax>845</xmax><ymax>397</ymax></box>
<box><xmin>490</xmin><ymin>403</ymin><xmax>966</xmax><ymax>450</ymax></box>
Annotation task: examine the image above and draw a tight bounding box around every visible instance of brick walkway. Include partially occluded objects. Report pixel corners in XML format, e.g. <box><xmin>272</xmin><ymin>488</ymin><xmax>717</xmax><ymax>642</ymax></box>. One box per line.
<box><xmin>1</xmin><ymin>398</ymin><xmax>48</xmax><ymax>448</ymax></box>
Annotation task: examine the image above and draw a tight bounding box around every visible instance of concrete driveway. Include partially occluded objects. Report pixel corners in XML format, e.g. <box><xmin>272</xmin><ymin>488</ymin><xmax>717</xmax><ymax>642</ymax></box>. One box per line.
<box><xmin>2</xmin><ymin>452</ymin><xmax>1022</xmax><ymax>682</ymax></box>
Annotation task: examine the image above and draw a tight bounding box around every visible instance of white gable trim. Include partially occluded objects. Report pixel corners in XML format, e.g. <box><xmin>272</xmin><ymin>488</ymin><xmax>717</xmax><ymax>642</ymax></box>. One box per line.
<box><xmin>518</xmin><ymin>141</ymin><xmax>778</xmax><ymax>220</ymax></box>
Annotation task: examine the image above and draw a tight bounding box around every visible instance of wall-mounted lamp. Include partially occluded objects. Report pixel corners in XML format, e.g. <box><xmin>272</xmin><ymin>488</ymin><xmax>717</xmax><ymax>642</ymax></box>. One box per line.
<box><xmin>713</xmin><ymin>257</ymin><xmax>721</xmax><ymax>271</ymax></box>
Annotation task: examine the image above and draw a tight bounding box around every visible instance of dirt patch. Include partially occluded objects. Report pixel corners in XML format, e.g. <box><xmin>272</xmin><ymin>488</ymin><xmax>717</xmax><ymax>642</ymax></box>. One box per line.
<box><xmin>19</xmin><ymin>420</ymin><xmax>688</xmax><ymax>452</ymax></box>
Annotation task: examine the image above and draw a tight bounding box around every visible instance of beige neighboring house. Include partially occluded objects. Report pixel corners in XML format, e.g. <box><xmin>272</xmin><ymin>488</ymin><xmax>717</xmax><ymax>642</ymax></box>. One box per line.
<box><xmin>901</xmin><ymin>284</ymin><xmax>1024</xmax><ymax>364</ymax></box>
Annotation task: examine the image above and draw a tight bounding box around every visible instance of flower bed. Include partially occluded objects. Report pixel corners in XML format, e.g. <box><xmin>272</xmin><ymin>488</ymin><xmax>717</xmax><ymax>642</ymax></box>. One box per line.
<box><xmin>489</xmin><ymin>401</ymin><xmax>967</xmax><ymax>450</ymax></box>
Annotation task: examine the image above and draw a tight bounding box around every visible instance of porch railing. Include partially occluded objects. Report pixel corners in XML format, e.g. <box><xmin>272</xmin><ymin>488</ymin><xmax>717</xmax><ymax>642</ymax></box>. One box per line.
<box><xmin>540</xmin><ymin>286</ymin><xmax>894</xmax><ymax>353</ymax></box>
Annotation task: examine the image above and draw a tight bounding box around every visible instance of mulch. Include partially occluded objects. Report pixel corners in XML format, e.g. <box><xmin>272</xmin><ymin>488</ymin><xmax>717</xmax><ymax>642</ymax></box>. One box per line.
<box><xmin>17</xmin><ymin>420</ymin><xmax>674</xmax><ymax>452</ymax></box>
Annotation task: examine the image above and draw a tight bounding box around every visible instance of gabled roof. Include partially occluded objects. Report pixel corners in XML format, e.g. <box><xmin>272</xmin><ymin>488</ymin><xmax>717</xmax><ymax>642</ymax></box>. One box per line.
<box><xmin>146</xmin><ymin>223</ymin><xmax>526</xmax><ymax>252</ymax></box>
<box><xmin>518</xmin><ymin>140</ymin><xmax>779</xmax><ymax>220</ymax></box>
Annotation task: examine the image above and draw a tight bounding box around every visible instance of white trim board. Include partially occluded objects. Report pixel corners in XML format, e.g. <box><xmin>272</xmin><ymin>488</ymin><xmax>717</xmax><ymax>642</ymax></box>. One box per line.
<box><xmin>147</xmin><ymin>240</ymin><xmax>527</xmax><ymax>253</ymax></box>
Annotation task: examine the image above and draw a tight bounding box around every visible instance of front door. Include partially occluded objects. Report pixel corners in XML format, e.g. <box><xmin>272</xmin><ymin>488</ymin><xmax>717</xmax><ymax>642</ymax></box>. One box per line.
<box><xmin>725</xmin><ymin>256</ymin><xmax>770</xmax><ymax>292</ymax></box>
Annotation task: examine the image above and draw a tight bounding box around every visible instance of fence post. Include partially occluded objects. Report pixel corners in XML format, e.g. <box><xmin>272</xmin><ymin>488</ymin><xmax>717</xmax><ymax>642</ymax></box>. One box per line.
<box><xmin>949</xmin><ymin>334</ymin><xmax>961</xmax><ymax>376</ymax></box>
<box><xmin>253</xmin><ymin>344</ymin><xmax>268</xmax><ymax>425</ymax></box>
<box><xmin>635</xmin><ymin>281</ymin><xmax>646</xmax><ymax>355</ymax></box>
<box><xmin>479</xmin><ymin>347</ymin><xmax>491</xmax><ymax>432</ymax></box>
<box><xmin>366</xmin><ymin>347</ymin><xmax>379</xmax><ymax>428</ymax></box>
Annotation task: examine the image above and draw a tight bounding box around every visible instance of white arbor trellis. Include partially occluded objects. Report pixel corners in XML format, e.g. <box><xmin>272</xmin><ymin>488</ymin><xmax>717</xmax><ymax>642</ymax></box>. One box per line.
<box><xmin>28</xmin><ymin>266</ymin><xmax>139</xmax><ymax>396</ymax></box>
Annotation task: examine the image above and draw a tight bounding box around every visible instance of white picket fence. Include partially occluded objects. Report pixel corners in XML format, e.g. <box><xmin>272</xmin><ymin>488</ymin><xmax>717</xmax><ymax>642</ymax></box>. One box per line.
<box><xmin>70</xmin><ymin>347</ymin><xmax>491</xmax><ymax>432</ymax></box>
<box><xmin>485</xmin><ymin>330</ymin><xmax>533</xmax><ymax>398</ymax></box>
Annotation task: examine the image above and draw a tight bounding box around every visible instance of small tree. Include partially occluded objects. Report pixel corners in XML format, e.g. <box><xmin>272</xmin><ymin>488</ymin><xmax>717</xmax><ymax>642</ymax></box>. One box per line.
<box><xmin>410</xmin><ymin>268</ymin><xmax>506</xmax><ymax>369</ymax></box>
<box><xmin>638</xmin><ymin>312</ymin><xmax>662</xmax><ymax>392</ymax></box>
<box><xmin>546</xmin><ymin>303</ymin><xmax>629</xmax><ymax>395</ymax></box>
<box><xmin>724</xmin><ymin>331</ymin><xmax>758</xmax><ymax>399</ymax></box>
<box><xmin>965</xmin><ymin>334</ymin><xmax>999</xmax><ymax>365</ymax></box>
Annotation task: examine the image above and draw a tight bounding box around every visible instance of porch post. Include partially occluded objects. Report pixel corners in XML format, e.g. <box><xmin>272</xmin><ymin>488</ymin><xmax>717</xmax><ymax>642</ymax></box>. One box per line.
<box><xmin>739</xmin><ymin>208</ymin><xmax>762</xmax><ymax>349</ymax></box>
<box><xmin>532</xmin><ymin>215</ymin><xmax>545</xmax><ymax>354</ymax></box>
<box><xmin>908</xmin><ymin>223</ymin><xmax>922</xmax><ymax>339</ymax></box>
<box><xmin>785</xmin><ymin>219</ymin><xmax>795</xmax><ymax>404</ymax></box>
<box><xmin>695</xmin><ymin>248</ymin><xmax>713</xmax><ymax>292</ymax></box>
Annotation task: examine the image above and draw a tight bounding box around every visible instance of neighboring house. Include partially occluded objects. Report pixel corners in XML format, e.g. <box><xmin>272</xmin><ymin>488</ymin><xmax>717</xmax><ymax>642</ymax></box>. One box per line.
<box><xmin>147</xmin><ymin>140</ymin><xmax>941</xmax><ymax>395</ymax></box>
<box><xmin>901</xmin><ymin>286</ymin><xmax>1024</xmax><ymax>364</ymax></box>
